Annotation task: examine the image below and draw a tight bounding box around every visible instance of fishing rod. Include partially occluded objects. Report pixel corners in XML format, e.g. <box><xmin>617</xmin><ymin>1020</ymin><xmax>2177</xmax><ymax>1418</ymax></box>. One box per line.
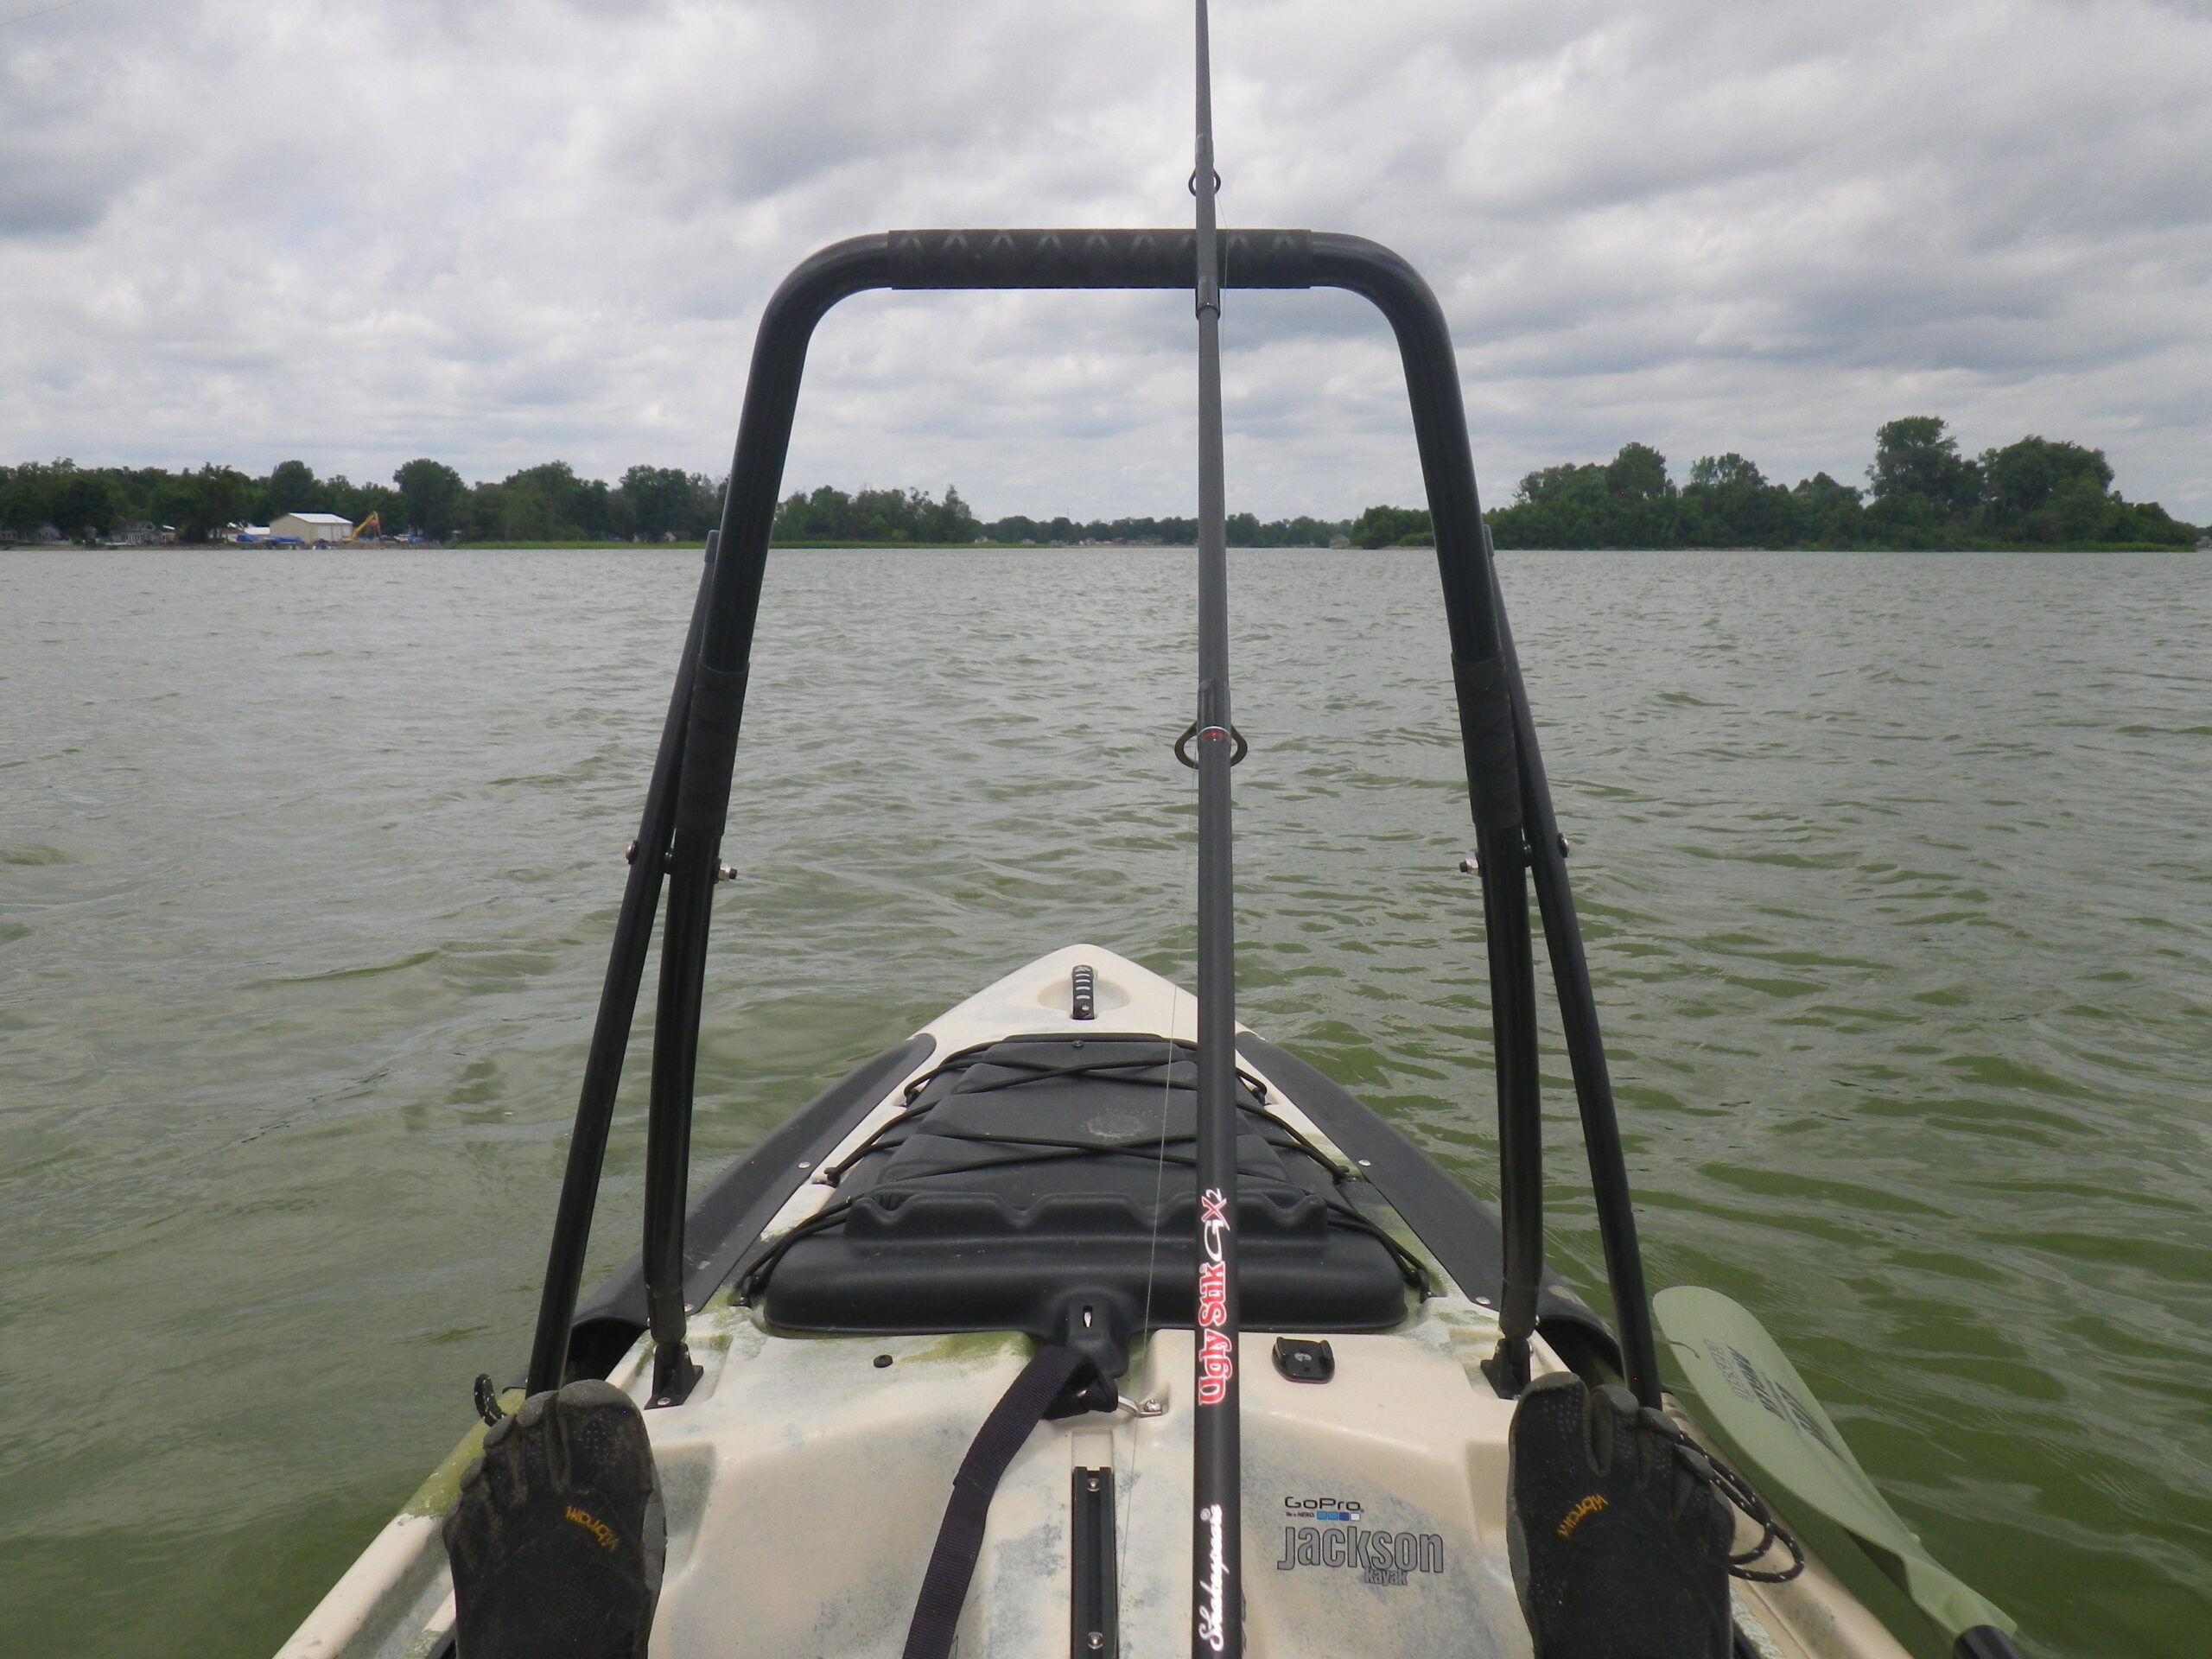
<box><xmin>1186</xmin><ymin>3</ymin><xmax>1243</xmax><ymax>1656</ymax></box>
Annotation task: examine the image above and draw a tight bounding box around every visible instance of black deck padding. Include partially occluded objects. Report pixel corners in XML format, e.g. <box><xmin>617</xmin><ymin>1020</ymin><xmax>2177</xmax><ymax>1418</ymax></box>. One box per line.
<box><xmin>753</xmin><ymin>1036</ymin><xmax>1415</xmax><ymax>1351</ymax></box>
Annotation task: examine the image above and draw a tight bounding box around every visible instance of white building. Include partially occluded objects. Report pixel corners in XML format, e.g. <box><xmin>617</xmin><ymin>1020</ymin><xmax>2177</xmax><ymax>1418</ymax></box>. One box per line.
<box><xmin>271</xmin><ymin>512</ymin><xmax>355</xmax><ymax>544</ymax></box>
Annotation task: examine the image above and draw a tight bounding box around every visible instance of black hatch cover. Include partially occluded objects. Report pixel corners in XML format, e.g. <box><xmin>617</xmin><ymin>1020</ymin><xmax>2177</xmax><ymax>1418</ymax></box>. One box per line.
<box><xmin>743</xmin><ymin>1035</ymin><xmax>1422</xmax><ymax>1372</ymax></box>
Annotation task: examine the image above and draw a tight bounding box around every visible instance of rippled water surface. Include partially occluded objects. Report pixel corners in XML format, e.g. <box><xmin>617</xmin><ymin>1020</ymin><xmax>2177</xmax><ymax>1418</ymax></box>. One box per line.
<box><xmin>3</xmin><ymin>547</ymin><xmax>2208</xmax><ymax>1657</ymax></box>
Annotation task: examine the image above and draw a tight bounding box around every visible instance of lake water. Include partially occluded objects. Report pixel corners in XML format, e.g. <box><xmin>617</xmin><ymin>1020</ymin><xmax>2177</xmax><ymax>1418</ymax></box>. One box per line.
<box><xmin>3</xmin><ymin>547</ymin><xmax>2207</xmax><ymax>1657</ymax></box>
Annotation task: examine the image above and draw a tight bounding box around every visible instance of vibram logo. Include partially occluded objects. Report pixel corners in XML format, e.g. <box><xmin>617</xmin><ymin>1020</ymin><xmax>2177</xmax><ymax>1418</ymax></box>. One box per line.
<box><xmin>564</xmin><ymin>1505</ymin><xmax>619</xmax><ymax>1550</ymax></box>
<box><xmin>1556</xmin><ymin>1494</ymin><xmax>1607</xmax><ymax>1539</ymax></box>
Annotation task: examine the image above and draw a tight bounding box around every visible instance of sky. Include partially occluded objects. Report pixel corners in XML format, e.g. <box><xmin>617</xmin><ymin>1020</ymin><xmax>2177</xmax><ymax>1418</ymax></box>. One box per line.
<box><xmin>4</xmin><ymin>0</ymin><xmax>2209</xmax><ymax>522</ymax></box>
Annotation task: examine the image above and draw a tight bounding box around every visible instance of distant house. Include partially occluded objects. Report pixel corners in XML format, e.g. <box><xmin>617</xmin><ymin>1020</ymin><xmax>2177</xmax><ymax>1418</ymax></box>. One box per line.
<box><xmin>271</xmin><ymin>512</ymin><xmax>355</xmax><ymax>546</ymax></box>
<box><xmin>112</xmin><ymin>522</ymin><xmax>177</xmax><ymax>545</ymax></box>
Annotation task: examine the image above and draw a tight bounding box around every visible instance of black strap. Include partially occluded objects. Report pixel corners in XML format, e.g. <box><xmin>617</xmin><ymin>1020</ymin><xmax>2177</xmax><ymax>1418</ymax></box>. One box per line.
<box><xmin>902</xmin><ymin>1343</ymin><xmax>1095</xmax><ymax>1659</ymax></box>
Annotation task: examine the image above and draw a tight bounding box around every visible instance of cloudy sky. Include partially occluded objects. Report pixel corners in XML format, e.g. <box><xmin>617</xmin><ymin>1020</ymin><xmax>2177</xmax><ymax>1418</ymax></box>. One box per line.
<box><xmin>5</xmin><ymin>0</ymin><xmax>2209</xmax><ymax>520</ymax></box>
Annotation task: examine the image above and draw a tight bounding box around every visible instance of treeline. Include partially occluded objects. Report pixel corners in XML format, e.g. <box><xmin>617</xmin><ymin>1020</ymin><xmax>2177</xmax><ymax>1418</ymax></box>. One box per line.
<box><xmin>0</xmin><ymin>456</ymin><xmax>1351</xmax><ymax>547</ymax></box>
<box><xmin>0</xmin><ymin>457</ymin><xmax>724</xmax><ymax>544</ymax></box>
<box><xmin>770</xmin><ymin>484</ymin><xmax>1348</xmax><ymax>546</ymax></box>
<box><xmin>5</xmin><ymin>416</ymin><xmax>2195</xmax><ymax>550</ymax></box>
<box><xmin>1478</xmin><ymin>417</ymin><xmax>2197</xmax><ymax>550</ymax></box>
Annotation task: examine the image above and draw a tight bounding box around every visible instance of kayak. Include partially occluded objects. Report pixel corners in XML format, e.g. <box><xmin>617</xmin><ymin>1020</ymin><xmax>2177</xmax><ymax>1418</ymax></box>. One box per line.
<box><xmin>279</xmin><ymin>945</ymin><xmax>1934</xmax><ymax>1659</ymax></box>
<box><xmin>270</xmin><ymin>22</ymin><xmax>2031</xmax><ymax>1649</ymax></box>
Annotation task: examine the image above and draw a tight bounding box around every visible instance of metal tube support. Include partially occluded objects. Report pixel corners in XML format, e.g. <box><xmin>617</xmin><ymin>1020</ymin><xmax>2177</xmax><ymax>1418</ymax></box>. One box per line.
<box><xmin>523</xmin><ymin>536</ymin><xmax>716</xmax><ymax>1398</ymax></box>
<box><xmin>1473</xmin><ymin>817</ymin><xmax>1543</xmax><ymax>1398</ymax></box>
<box><xmin>1490</xmin><ymin>553</ymin><xmax>1662</xmax><ymax>1406</ymax></box>
<box><xmin>1302</xmin><ymin>251</ymin><xmax>1548</xmax><ymax>1399</ymax></box>
<box><xmin>633</xmin><ymin>244</ymin><xmax>889</xmax><ymax>1408</ymax></box>
<box><xmin>1188</xmin><ymin>10</ymin><xmax>1243</xmax><ymax>1656</ymax></box>
<box><xmin>1298</xmin><ymin>233</ymin><xmax>1548</xmax><ymax>1392</ymax></box>
<box><xmin>620</xmin><ymin>224</ymin><xmax>1559</xmax><ymax>1417</ymax></box>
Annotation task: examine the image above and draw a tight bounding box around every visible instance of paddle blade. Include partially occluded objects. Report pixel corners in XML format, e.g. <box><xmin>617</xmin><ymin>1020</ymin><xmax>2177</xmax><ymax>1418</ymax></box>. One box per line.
<box><xmin>1653</xmin><ymin>1286</ymin><xmax>2014</xmax><ymax>1643</ymax></box>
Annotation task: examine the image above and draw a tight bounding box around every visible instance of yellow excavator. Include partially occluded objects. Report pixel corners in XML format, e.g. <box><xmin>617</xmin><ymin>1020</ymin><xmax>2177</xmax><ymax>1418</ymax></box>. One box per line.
<box><xmin>352</xmin><ymin>512</ymin><xmax>382</xmax><ymax>542</ymax></box>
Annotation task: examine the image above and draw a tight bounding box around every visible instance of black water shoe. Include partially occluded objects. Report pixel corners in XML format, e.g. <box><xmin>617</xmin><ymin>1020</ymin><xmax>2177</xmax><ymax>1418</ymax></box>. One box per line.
<box><xmin>442</xmin><ymin>1379</ymin><xmax>664</xmax><ymax>1659</ymax></box>
<box><xmin>1508</xmin><ymin>1372</ymin><xmax>1733</xmax><ymax>1659</ymax></box>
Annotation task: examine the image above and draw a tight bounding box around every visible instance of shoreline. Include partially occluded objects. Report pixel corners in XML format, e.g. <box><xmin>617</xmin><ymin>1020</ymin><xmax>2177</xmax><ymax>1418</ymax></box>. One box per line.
<box><xmin>5</xmin><ymin>540</ymin><xmax>2202</xmax><ymax>555</ymax></box>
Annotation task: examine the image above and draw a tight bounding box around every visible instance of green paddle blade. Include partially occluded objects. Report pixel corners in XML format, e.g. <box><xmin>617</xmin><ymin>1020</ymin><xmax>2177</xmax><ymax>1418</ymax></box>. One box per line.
<box><xmin>1653</xmin><ymin>1286</ymin><xmax>2013</xmax><ymax>1643</ymax></box>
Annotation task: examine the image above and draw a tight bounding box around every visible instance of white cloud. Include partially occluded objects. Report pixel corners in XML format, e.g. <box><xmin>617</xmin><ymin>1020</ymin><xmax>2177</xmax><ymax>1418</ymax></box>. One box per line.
<box><xmin>3</xmin><ymin>0</ymin><xmax>2209</xmax><ymax>517</ymax></box>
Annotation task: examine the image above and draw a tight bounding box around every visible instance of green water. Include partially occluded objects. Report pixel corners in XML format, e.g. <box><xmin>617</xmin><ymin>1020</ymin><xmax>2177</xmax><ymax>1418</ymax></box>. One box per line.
<box><xmin>3</xmin><ymin>547</ymin><xmax>2206</xmax><ymax>1656</ymax></box>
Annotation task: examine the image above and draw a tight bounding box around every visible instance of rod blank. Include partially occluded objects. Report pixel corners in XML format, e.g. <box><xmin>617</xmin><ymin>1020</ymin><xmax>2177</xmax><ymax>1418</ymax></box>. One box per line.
<box><xmin>1187</xmin><ymin>6</ymin><xmax>1245</xmax><ymax>1656</ymax></box>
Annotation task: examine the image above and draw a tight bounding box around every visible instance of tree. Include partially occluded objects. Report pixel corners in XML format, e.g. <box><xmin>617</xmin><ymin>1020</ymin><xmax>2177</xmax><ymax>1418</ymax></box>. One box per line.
<box><xmin>496</xmin><ymin>462</ymin><xmax>574</xmax><ymax>541</ymax></box>
<box><xmin>932</xmin><ymin>486</ymin><xmax>982</xmax><ymax>543</ymax></box>
<box><xmin>0</xmin><ymin>461</ymin><xmax>63</xmax><ymax>538</ymax></box>
<box><xmin>1978</xmin><ymin>436</ymin><xmax>2113</xmax><ymax>533</ymax></box>
<box><xmin>1605</xmin><ymin>442</ymin><xmax>1683</xmax><ymax>545</ymax></box>
<box><xmin>48</xmin><ymin>464</ymin><xmax>127</xmax><ymax>541</ymax></box>
<box><xmin>1684</xmin><ymin>453</ymin><xmax>1798</xmax><ymax>547</ymax></box>
<box><xmin>1687</xmin><ymin>453</ymin><xmax>1763</xmax><ymax>490</ymax></box>
<box><xmin>480</xmin><ymin>461</ymin><xmax>620</xmax><ymax>541</ymax></box>
<box><xmin>1789</xmin><ymin>474</ymin><xmax>1866</xmax><ymax>547</ymax></box>
<box><xmin>772</xmin><ymin>483</ymin><xmax>980</xmax><ymax>543</ymax></box>
<box><xmin>1606</xmin><ymin>442</ymin><xmax>1673</xmax><ymax>502</ymax></box>
<box><xmin>464</xmin><ymin>480</ymin><xmax>506</xmax><ymax>542</ymax></box>
<box><xmin>774</xmin><ymin>485</ymin><xmax>854</xmax><ymax>540</ymax></box>
<box><xmin>983</xmin><ymin>512</ymin><xmax>1040</xmax><ymax>543</ymax></box>
<box><xmin>263</xmin><ymin>459</ymin><xmax>321</xmax><ymax>518</ymax></box>
<box><xmin>155</xmin><ymin>464</ymin><xmax>255</xmax><ymax>542</ymax></box>
<box><xmin>394</xmin><ymin>458</ymin><xmax>468</xmax><ymax>540</ymax></box>
<box><xmin>2035</xmin><ymin>471</ymin><xmax>2115</xmax><ymax>544</ymax></box>
<box><xmin>1348</xmin><ymin>504</ymin><xmax>1433</xmax><ymax>547</ymax></box>
<box><xmin>1868</xmin><ymin>417</ymin><xmax>1978</xmax><ymax>515</ymax></box>
<box><xmin>618</xmin><ymin>465</ymin><xmax>719</xmax><ymax>541</ymax></box>
<box><xmin>1492</xmin><ymin>462</ymin><xmax>1610</xmax><ymax>548</ymax></box>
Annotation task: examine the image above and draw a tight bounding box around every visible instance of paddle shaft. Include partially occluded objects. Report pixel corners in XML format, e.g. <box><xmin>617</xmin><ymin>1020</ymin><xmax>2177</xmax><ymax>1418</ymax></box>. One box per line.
<box><xmin>1189</xmin><ymin>4</ymin><xmax>1243</xmax><ymax>1655</ymax></box>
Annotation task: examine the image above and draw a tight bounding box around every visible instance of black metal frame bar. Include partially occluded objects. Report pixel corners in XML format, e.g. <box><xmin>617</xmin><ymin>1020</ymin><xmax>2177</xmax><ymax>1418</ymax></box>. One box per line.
<box><xmin>523</xmin><ymin>536</ymin><xmax>715</xmax><ymax>1397</ymax></box>
<box><xmin>519</xmin><ymin>224</ymin><xmax>1663</xmax><ymax>1417</ymax></box>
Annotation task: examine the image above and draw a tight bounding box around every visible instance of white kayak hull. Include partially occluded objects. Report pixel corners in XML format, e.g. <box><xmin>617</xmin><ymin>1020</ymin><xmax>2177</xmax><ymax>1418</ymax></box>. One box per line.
<box><xmin>278</xmin><ymin>946</ymin><xmax>1910</xmax><ymax>1659</ymax></box>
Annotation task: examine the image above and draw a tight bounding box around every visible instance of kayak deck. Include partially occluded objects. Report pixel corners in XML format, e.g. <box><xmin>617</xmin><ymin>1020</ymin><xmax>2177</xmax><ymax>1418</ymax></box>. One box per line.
<box><xmin>276</xmin><ymin>948</ymin><xmax>1910</xmax><ymax>1659</ymax></box>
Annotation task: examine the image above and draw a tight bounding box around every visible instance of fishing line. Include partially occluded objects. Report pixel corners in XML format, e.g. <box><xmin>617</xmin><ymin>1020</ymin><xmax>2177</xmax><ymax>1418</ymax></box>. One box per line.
<box><xmin>0</xmin><ymin>0</ymin><xmax>104</xmax><ymax>29</ymax></box>
<box><xmin>1122</xmin><ymin>606</ymin><xmax>1205</xmax><ymax>1606</ymax></box>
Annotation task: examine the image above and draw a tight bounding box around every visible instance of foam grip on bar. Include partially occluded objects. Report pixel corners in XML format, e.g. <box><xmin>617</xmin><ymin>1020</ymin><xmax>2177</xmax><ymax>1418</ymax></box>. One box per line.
<box><xmin>889</xmin><ymin>228</ymin><xmax>1313</xmax><ymax>291</ymax></box>
<box><xmin>1452</xmin><ymin>654</ymin><xmax>1523</xmax><ymax>832</ymax></box>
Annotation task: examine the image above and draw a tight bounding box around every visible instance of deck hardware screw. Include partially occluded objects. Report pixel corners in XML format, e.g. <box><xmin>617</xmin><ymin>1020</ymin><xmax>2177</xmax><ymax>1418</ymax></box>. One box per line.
<box><xmin>1357</xmin><ymin>1159</ymin><xmax>1372</xmax><ymax>1167</ymax></box>
<box><xmin>1089</xmin><ymin>1634</ymin><xmax>1104</xmax><ymax>1650</ymax></box>
<box><xmin>1458</xmin><ymin>855</ymin><xmax>1478</xmax><ymax>874</ymax></box>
